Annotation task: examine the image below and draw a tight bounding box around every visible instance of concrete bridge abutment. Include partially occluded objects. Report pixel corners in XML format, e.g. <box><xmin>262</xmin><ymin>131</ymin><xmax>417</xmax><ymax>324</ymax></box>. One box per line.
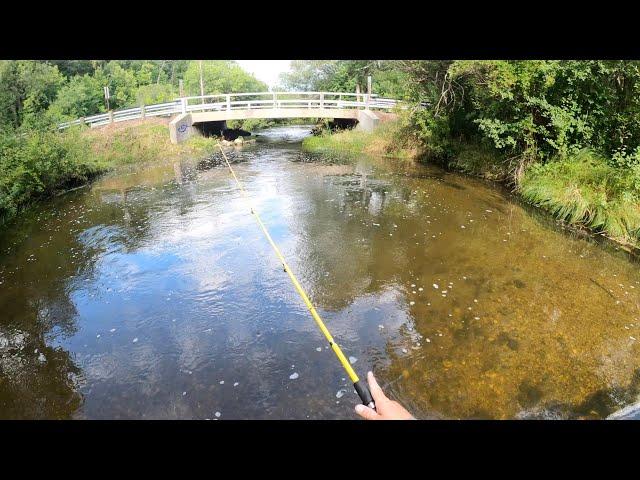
<box><xmin>355</xmin><ymin>109</ymin><xmax>380</xmax><ymax>132</ymax></box>
<box><xmin>169</xmin><ymin>113</ymin><xmax>194</xmax><ymax>144</ymax></box>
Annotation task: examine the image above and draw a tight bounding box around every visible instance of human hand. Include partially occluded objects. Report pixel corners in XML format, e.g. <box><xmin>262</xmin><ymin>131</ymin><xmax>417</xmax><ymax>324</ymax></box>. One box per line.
<box><xmin>354</xmin><ymin>371</ymin><xmax>415</xmax><ymax>420</ymax></box>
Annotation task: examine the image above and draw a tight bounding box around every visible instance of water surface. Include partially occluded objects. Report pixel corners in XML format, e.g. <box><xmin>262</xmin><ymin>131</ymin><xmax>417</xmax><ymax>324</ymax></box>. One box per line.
<box><xmin>1</xmin><ymin>125</ymin><xmax>639</xmax><ymax>419</ymax></box>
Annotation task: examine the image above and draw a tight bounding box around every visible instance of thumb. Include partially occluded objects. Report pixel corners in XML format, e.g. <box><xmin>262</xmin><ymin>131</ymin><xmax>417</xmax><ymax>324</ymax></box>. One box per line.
<box><xmin>355</xmin><ymin>404</ymin><xmax>379</xmax><ymax>420</ymax></box>
<box><xmin>367</xmin><ymin>371</ymin><xmax>387</xmax><ymax>404</ymax></box>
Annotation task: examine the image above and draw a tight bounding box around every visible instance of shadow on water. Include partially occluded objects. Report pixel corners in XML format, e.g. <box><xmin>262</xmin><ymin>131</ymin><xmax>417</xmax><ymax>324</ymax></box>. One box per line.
<box><xmin>0</xmin><ymin>192</ymin><xmax>90</xmax><ymax>418</ymax></box>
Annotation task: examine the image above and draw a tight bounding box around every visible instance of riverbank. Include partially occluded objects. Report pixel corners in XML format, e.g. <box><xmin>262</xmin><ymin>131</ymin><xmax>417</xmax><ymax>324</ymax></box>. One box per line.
<box><xmin>0</xmin><ymin>118</ymin><xmax>215</xmax><ymax>227</ymax></box>
<box><xmin>302</xmin><ymin>120</ymin><xmax>421</xmax><ymax>160</ymax></box>
<box><xmin>302</xmin><ymin>122</ymin><xmax>640</xmax><ymax>251</ymax></box>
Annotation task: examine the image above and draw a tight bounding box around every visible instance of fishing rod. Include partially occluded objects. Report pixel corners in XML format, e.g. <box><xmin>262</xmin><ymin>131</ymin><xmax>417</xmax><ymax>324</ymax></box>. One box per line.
<box><xmin>216</xmin><ymin>143</ymin><xmax>376</xmax><ymax>411</ymax></box>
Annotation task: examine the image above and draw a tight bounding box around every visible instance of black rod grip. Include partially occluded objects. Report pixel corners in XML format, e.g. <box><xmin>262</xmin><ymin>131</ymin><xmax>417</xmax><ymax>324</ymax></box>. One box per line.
<box><xmin>354</xmin><ymin>380</ymin><xmax>376</xmax><ymax>410</ymax></box>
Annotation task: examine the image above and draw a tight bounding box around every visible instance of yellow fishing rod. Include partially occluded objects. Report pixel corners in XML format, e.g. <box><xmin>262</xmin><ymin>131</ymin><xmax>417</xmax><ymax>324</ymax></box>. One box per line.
<box><xmin>216</xmin><ymin>143</ymin><xmax>375</xmax><ymax>411</ymax></box>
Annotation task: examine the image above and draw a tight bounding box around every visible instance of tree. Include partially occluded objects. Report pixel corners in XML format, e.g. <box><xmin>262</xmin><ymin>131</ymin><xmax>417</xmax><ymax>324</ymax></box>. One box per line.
<box><xmin>0</xmin><ymin>60</ymin><xmax>64</xmax><ymax>130</ymax></box>
<box><xmin>135</xmin><ymin>83</ymin><xmax>177</xmax><ymax>106</ymax></box>
<box><xmin>278</xmin><ymin>61</ymin><xmax>340</xmax><ymax>91</ymax></box>
<box><xmin>45</xmin><ymin>60</ymin><xmax>95</xmax><ymax>78</ymax></box>
<box><xmin>101</xmin><ymin>61</ymin><xmax>138</xmax><ymax>110</ymax></box>
<box><xmin>278</xmin><ymin>60</ymin><xmax>411</xmax><ymax>98</ymax></box>
<box><xmin>400</xmin><ymin>60</ymin><xmax>640</xmax><ymax>165</ymax></box>
<box><xmin>183</xmin><ymin>61</ymin><xmax>267</xmax><ymax>96</ymax></box>
<box><xmin>47</xmin><ymin>74</ymin><xmax>105</xmax><ymax>120</ymax></box>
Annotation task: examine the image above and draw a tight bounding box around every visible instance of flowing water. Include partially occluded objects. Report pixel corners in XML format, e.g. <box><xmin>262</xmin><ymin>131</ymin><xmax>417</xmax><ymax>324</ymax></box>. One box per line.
<box><xmin>2</xmin><ymin>125</ymin><xmax>640</xmax><ymax>419</ymax></box>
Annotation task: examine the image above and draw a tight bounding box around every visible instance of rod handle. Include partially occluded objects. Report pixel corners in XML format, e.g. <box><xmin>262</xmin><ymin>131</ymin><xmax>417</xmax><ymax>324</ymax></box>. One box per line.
<box><xmin>354</xmin><ymin>380</ymin><xmax>376</xmax><ymax>411</ymax></box>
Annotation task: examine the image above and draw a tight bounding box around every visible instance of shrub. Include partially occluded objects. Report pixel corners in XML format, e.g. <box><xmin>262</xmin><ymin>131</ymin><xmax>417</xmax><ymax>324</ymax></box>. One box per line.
<box><xmin>0</xmin><ymin>127</ymin><xmax>104</xmax><ymax>225</ymax></box>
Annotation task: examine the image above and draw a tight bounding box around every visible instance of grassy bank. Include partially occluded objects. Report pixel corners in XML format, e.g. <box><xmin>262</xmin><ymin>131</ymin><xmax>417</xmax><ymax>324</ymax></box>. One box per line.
<box><xmin>520</xmin><ymin>151</ymin><xmax>640</xmax><ymax>247</ymax></box>
<box><xmin>81</xmin><ymin>118</ymin><xmax>215</xmax><ymax>166</ymax></box>
<box><xmin>0</xmin><ymin>118</ymin><xmax>215</xmax><ymax>227</ymax></box>
<box><xmin>303</xmin><ymin>121</ymin><xmax>640</xmax><ymax>249</ymax></box>
<box><xmin>302</xmin><ymin>120</ymin><xmax>421</xmax><ymax>160</ymax></box>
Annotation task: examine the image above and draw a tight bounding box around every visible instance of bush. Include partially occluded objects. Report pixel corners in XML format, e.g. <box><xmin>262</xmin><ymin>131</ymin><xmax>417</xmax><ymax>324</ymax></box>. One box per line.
<box><xmin>0</xmin><ymin>127</ymin><xmax>104</xmax><ymax>225</ymax></box>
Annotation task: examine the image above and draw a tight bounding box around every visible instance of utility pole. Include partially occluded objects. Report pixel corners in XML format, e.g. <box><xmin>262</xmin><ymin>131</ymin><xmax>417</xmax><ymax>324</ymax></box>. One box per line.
<box><xmin>179</xmin><ymin>79</ymin><xmax>184</xmax><ymax>98</ymax></box>
<box><xmin>156</xmin><ymin>60</ymin><xmax>166</xmax><ymax>84</ymax></box>
<box><xmin>366</xmin><ymin>75</ymin><xmax>372</xmax><ymax>110</ymax></box>
<box><xmin>199</xmin><ymin>60</ymin><xmax>205</xmax><ymax>105</ymax></box>
<box><xmin>104</xmin><ymin>85</ymin><xmax>110</xmax><ymax>111</ymax></box>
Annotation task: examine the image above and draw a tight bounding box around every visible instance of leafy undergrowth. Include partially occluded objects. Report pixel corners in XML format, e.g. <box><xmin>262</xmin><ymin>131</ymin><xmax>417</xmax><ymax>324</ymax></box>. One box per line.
<box><xmin>520</xmin><ymin>150</ymin><xmax>640</xmax><ymax>247</ymax></box>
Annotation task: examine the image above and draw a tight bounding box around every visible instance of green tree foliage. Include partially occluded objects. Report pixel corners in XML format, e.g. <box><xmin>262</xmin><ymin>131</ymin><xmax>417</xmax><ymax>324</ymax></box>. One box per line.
<box><xmin>278</xmin><ymin>60</ymin><xmax>411</xmax><ymax>98</ymax></box>
<box><xmin>47</xmin><ymin>74</ymin><xmax>106</xmax><ymax>120</ymax></box>
<box><xmin>183</xmin><ymin>61</ymin><xmax>267</xmax><ymax>96</ymax></box>
<box><xmin>278</xmin><ymin>61</ymin><xmax>341</xmax><ymax>91</ymax></box>
<box><xmin>0</xmin><ymin>60</ymin><xmax>64</xmax><ymax>130</ymax></box>
<box><xmin>402</xmin><ymin>60</ymin><xmax>640</xmax><ymax>167</ymax></box>
<box><xmin>135</xmin><ymin>84</ymin><xmax>178</xmax><ymax>106</ymax></box>
<box><xmin>0</xmin><ymin>60</ymin><xmax>199</xmax><ymax>130</ymax></box>
<box><xmin>46</xmin><ymin>60</ymin><xmax>95</xmax><ymax>78</ymax></box>
<box><xmin>100</xmin><ymin>61</ymin><xmax>139</xmax><ymax>109</ymax></box>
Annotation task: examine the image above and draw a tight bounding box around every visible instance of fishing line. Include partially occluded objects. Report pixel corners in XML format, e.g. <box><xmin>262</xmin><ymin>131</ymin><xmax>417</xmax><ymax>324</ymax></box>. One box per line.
<box><xmin>216</xmin><ymin>143</ymin><xmax>375</xmax><ymax>411</ymax></box>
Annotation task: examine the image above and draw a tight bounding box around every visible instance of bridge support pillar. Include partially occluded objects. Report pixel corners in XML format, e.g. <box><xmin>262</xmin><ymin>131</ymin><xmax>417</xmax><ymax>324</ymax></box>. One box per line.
<box><xmin>169</xmin><ymin>113</ymin><xmax>194</xmax><ymax>144</ymax></box>
<box><xmin>356</xmin><ymin>109</ymin><xmax>380</xmax><ymax>132</ymax></box>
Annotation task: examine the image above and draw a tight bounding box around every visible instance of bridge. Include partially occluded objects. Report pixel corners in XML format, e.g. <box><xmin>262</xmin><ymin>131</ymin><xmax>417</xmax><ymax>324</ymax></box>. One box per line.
<box><xmin>58</xmin><ymin>91</ymin><xmax>403</xmax><ymax>143</ymax></box>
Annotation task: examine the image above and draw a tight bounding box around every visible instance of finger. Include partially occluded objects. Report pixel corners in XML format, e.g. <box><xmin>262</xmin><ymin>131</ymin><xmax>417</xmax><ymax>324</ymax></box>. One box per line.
<box><xmin>367</xmin><ymin>371</ymin><xmax>387</xmax><ymax>403</ymax></box>
<box><xmin>355</xmin><ymin>404</ymin><xmax>379</xmax><ymax>420</ymax></box>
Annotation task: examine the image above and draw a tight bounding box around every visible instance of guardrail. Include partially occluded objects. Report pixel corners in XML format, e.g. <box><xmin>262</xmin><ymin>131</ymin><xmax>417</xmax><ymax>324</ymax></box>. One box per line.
<box><xmin>58</xmin><ymin>92</ymin><xmax>404</xmax><ymax>130</ymax></box>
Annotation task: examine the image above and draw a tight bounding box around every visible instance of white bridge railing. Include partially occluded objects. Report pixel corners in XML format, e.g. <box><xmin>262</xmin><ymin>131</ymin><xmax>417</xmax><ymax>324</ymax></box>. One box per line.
<box><xmin>58</xmin><ymin>91</ymin><xmax>403</xmax><ymax>130</ymax></box>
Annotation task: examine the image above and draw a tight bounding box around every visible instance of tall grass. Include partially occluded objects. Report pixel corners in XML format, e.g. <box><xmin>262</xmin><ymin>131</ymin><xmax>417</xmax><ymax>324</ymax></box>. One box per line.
<box><xmin>520</xmin><ymin>150</ymin><xmax>640</xmax><ymax>245</ymax></box>
<box><xmin>81</xmin><ymin>120</ymin><xmax>215</xmax><ymax>166</ymax></box>
<box><xmin>302</xmin><ymin>118</ymin><xmax>422</xmax><ymax>160</ymax></box>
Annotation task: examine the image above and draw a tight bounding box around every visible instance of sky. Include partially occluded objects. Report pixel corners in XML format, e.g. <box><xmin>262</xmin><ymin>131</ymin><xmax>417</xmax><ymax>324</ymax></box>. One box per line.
<box><xmin>235</xmin><ymin>60</ymin><xmax>292</xmax><ymax>89</ymax></box>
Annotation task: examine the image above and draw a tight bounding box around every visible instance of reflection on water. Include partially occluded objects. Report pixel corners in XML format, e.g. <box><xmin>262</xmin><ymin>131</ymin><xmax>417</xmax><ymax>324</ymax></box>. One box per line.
<box><xmin>1</xmin><ymin>125</ymin><xmax>640</xmax><ymax>419</ymax></box>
